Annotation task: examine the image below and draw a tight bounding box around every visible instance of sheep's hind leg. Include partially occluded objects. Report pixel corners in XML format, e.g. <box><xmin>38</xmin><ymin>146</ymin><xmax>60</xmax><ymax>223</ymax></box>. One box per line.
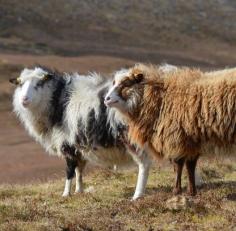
<box><xmin>186</xmin><ymin>155</ymin><xmax>199</xmax><ymax>196</ymax></box>
<box><xmin>75</xmin><ymin>152</ymin><xmax>87</xmax><ymax>194</ymax></box>
<box><xmin>62</xmin><ymin>157</ymin><xmax>77</xmax><ymax>197</ymax></box>
<box><xmin>173</xmin><ymin>157</ymin><xmax>185</xmax><ymax>195</ymax></box>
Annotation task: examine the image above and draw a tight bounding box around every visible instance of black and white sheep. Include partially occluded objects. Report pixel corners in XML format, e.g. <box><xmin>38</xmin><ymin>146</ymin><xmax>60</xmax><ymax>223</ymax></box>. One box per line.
<box><xmin>10</xmin><ymin>66</ymin><xmax>152</xmax><ymax>200</ymax></box>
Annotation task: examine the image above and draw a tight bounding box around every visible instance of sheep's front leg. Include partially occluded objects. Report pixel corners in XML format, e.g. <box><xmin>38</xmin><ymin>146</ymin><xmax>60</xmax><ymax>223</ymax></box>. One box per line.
<box><xmin>173</xmin><ymin>157</ymin><xmax>185</xmax><ymax>195</ymax></box>
<box><xmin>62</xmin><ymin>157</ymin><xmax>77</xmax><ymax>197</ymax></box>
<box><xmin>75</xmin><ymin>154</ymin><xmax>87</xmax><ymax>193</ymax></box>
<box><xmin>133</xmin><ymin>157</ymin><xmax>151</xmax><ymax>200</ymax></box>
<box><xmin>129</xmin><ymin>150</ymin><xmax>151</xmax><ymax>200</ymax></box>
<box><xmin>186</xmin><ymin>155</ymin><xmax>199</xmax><ymax>196</ymax></box>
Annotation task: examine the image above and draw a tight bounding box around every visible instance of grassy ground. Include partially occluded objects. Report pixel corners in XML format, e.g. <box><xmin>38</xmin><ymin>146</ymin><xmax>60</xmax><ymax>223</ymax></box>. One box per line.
<box><xmin>0</xmin><ymin>160</ymin><xmax>235</xmax><ymax>231</ymax></box>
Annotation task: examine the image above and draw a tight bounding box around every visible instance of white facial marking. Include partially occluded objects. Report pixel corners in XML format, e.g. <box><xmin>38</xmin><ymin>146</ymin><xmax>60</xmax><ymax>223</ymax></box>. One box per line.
<box><xmin>17</xmin><ymin>67</ymin><xmax>49</xmax><ymax>108</ymax></box>
<box><xmin>104</xmin><ymin>84</ymin><xmax>120</xmax><ymax>107</ymax></box>
<box><xmin>20</xmin><ymin>80</ymin><xmax>34</xmax><ymax>107</ymax></box>
<box><xmin>104</xmin><ymin>68</ymin><xmax>130</xmax><ymax>108</ymax></box>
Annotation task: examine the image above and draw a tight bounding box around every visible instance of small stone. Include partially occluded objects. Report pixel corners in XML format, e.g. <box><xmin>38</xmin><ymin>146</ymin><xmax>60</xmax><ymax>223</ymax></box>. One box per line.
<box><xmin>166</xmin><ymin>195</ymin><xmax>193</xmax><ymax>210</ymax></box>
<box><xmin>85</xmin><ymin>186</ymin><xmax>95</xmax><ymax>193</ymax></box>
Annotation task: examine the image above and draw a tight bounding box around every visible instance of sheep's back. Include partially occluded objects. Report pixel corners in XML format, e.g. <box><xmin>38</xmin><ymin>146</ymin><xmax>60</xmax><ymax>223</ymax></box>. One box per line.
<box><xmin>151</xmin><ymin>69</ymin><xmax>236</xmax><ymax>159</ymax></box>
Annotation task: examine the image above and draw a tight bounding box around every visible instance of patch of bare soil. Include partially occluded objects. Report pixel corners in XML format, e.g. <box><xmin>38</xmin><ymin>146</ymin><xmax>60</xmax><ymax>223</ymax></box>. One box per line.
<box><xmin>0</xmin><ymin>110</ymin><xmax>65</xmax><ymax>184</ymax></box>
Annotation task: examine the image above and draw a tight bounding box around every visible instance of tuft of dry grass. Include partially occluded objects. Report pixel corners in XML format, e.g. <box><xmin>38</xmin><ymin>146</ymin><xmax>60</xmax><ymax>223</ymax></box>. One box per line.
<box><xmin>0</xmin><ymin>159</ymin><xmax>235</xmax><ymax>231</ymax></box>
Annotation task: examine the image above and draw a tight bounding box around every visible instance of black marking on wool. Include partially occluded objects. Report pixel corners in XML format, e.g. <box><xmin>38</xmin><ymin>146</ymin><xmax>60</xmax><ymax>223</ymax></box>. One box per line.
<box><xmin>61</xmin><ymin>142</ymin><xmax>77</xmax><ymax>158</ymax></box>
<box><xmin>61</xmin><ymin>141</ymin><xmax>82</xmax><ymax>160</ymax></box>
<box><xmin>94</xmin><ymin>86</ymin><xmax>117</xmax><ymax>147</ymax></box>
<box><xmin>34</xmin><ymin>66</ymin><xmax>62</xmax><ymax>90</ymax></box>
<box><xmin>34</xmin><ymin>75</ymin><xmax>53</xmax><ymax>89</ymax></box>
<box><xmin>65</xmin><ymin>156</ymin><xmax>77</xmax><ymax>179</ymax></box>
<box><xmin>49</xmin><ymin>77</ymin><xmax>71</xmax><ymax>127</ymax></box>
<box><xmin>34</xmin><ymin>79</ymin><xmax>47</xmax><ymax>89</ymax></box>
<box><xmin>28</xmin><ymin>66</ymin><xmax>71</xmax><ymax>128</ymax></box>
<box><xmin>76</xmin><ymin>86</ymin><xmax>126</xmax><ymax>150</ymax></box>
<box><xmin>61</xmin><ymin>142</ymin><xmax>84</xmax><ymax>179</ymax></box>
<box><xmin>61</xmin><ymin>143</ymin><xmax>77</xmax><ymax>179</ymax></box>
<box><xmin>86</xmin><ymin>108</ymin><xmax>97</xmax><ymax>146</ymax></box>
<box><xmin>77</xmin><ymin>119</ymin><xmax>88</xmax><ymax>148</ymax></box>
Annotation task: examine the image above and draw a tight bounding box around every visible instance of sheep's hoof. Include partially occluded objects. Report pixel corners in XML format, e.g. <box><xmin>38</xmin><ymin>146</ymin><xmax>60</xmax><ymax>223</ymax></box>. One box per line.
<box><xmin>131</xmin><ymin>194</ymin><xmax>143</xmax><ymax>201</ymax></box>
<box><xmin>187</xmin><ymin>189</ymin><xmax>197</xmax><ymax>197</ymax></box>
<box><xmin>173</xmin><ymin>187</ymin><xmax>182</xmax><ymax>195</ymax></box>
<box><xmin>74</xmin><ymin>189</ymin><xmax>84</xmax><ymax>194</ymax></box>
<box><xmin>62</xmin><ymin>192</ymin><xmax>71</xmax><ymax>197</ymax></box>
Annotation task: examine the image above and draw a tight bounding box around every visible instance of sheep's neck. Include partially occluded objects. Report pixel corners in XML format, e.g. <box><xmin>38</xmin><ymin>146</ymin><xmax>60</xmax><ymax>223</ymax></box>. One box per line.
<box><xmin>128</xmin><ymin>83</ymin><xmax>163</xmax><ymax>146</ymax></box>
<box><xmin>35</xmin><ymin>79</ymin><xmax>67</xmax><ymax>135</ymax></box>
<box><xmin>29</xmin><ymin>106</ymin><xmax>51</xmax><ymax>136</ymax></box>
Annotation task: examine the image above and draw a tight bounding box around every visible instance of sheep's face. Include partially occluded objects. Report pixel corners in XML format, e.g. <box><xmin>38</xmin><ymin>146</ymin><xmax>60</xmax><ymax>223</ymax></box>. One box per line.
<box><xmin>10</xmin><ymin>68</ymin><xmax>53</xmax><ymax>109</ymax></box>
<box><xmin>105</xmin><ymin>68</ymin><xmax>144</xmax><ymax>114</ymax></box>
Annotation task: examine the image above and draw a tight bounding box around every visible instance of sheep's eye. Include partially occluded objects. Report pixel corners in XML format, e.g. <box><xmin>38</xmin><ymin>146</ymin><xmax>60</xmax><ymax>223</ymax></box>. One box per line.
<box><xmin>35</xmin><ymin>74</ymin><xmax>52</xmax><ymax>88</ymax></box>
<box><xmin>35</xmin><ymin>79</ymin><xmax>45</xmax><ymax>88</ymax></box>
<box><xmin>42</xmin><ymin>73</ymin><xmax>53</xmax><ymax>82</ymax></box>
<box><xmin>43</xmin><ymin>75</ymin><xmax>49</xmax><ymax>81</ymax></box>
<box><xmin>112</xmin><ymin>80</ymin><xmax>115</xmax><ymax>85</ymax></box>
<box><xmin>123</xmin><ymin>79</ymin><xmax>133</xmax><ymax>87</ymax></box>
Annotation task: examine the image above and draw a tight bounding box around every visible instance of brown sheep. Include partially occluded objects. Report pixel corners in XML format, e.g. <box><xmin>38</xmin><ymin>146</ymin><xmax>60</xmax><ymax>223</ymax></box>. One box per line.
<box><xmin>105</xmin><ymin>64</ymin><xmax>236</xmax><ymax>195</ymax></box>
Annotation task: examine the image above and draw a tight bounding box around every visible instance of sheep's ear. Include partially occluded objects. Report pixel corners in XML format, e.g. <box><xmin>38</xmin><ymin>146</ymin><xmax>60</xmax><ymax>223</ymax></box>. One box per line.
<box><xmin>133</xmin><ymin>72</ymin><xmax>144</xmax><ymax>83</ymax></box>
<box><xmin>9</xmin><ymin>77</ymin><xmax>20</xmax><ymax>85</ymax></box>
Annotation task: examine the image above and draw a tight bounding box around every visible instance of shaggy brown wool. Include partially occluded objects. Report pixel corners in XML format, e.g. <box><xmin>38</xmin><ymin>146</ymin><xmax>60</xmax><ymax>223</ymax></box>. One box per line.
<box><xmin>118</xmin><ymin>64</ymin><xmax>236</xmax><ymax>161</ymax></box>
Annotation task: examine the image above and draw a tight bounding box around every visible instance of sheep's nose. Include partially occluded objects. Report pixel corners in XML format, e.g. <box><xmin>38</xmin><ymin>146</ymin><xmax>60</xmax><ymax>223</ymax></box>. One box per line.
<box><xmin>22</xmin><ymin>96</ymin><xmax>30</xmax><ymax>107</ymax></box>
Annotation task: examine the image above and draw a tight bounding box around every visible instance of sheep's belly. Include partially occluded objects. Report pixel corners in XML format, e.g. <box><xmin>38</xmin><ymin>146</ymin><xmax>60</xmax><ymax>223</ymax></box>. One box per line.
<box><xmin>81</xmin><ymin>147</ymin><xmax>134</xmax><ymax>170</ymax></box>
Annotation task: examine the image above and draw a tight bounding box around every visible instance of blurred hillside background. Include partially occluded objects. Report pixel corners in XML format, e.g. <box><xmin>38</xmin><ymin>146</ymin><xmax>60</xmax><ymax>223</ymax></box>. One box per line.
<box><xmin>1</xmin><ymin>0</ymin><xmax>236</xmax><ymax>65</ymax></box>
<box><xmin>0</xmin><ymin>0</ymin><xmax>236</xmax><ymax>184</ymax></box>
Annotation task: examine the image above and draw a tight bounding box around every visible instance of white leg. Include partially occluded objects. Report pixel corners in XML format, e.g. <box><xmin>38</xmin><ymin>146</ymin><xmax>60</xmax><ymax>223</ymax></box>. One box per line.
<box><xmin>62</xmin><ymin>179</ymin><xmax>72</xmax><ymax>197</ymax></box>
<box><xmin>132</xmin><ymin>159</ymin><xmax>151</xmax><ymax>200</ymax></box>
<box><xmin>127</xmin><ymin>148</ymin><xmax>151</xmax><ymax>200</ymax></box>
<box><xmin>75</xmin><ymin>167</ymin><xmax>84</xmax><ymax>193</ymax></box>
